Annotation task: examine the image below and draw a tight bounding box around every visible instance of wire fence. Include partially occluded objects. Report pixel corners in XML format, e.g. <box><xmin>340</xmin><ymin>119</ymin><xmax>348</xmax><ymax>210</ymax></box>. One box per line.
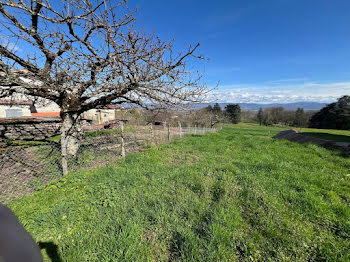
<box><xmin>0</xmin><ymin>124</ymin><xmax>217</xmax><ymax>203</ymax></box>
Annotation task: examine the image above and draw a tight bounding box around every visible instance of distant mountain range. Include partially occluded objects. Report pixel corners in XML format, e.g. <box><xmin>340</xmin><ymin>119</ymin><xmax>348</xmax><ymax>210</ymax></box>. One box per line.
<box><xmin>192</xmin><ymin>102</ymin><xmax>328</xmax><ymax>111</ymax></box>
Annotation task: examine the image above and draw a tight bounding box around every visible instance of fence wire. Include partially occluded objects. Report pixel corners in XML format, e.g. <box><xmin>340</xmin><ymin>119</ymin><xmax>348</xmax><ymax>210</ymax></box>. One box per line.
<box><xmin>0</xmin><ymin>125</ymin><xmax>217</xmax><ymax>203</ymax></box>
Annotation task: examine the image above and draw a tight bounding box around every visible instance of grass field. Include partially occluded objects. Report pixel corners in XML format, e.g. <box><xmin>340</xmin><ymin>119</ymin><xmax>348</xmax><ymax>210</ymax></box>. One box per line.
<box><xmin>302</xmin><ymin>132</ymin><xmax>350</xmax><ymax>143</ymax></box>
<box><xmin>300</xmin><ymin>127</ymin><xmax>350</xmax><ymax>143</ymax></box>
<box><xmin>300</xmin><ymin>127</ymin><xmax>350</xmax><ymax>137</ymax></box>
<box><xmin>8</xmin><ymin>123</ymin><xmax>350</xmax><ymax>261</ymax></box>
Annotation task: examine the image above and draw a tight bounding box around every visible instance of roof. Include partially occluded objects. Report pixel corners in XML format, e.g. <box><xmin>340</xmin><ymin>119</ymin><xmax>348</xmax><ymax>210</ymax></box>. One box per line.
<box><xmin>0</xmin><ymin>99</ymin><xmax>32</xmax><ymax>106</ymax></box>
<box><xmin>31</xmin><ymin>112</ymin><xmax>60</xmax><ymax>117</ymax></box>
<box><xmin>96</xmin><ymin>105</ymin><xmax>126</xmax><ymax>110</ymax></box>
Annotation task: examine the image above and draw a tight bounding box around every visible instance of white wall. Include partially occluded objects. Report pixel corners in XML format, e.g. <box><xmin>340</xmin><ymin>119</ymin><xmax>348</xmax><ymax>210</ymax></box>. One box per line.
<box><xmin>0</xmin><ymin>105</ymin><xmax>31</xmax><ymax>118</ymax></box>
<box><xmin>35</xmin><ymin>100</ymin><xmax>60</xmax><ymax>112</ymax></box>
<box><xmin>0</xmin><ymin>92</ymin><xmax>60</xmax><ymax>113</ymax></box>
<box><xmin>82</xmin><ymin>109</ymin><xmax>117</xmax><ymax>124</ymax></box>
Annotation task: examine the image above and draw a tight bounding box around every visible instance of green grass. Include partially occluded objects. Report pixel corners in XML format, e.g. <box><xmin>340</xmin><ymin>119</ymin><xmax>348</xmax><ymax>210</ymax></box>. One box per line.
<box><xmin>84</xmin><ymin>128</ymin><xmax>122</xmax><ymax>137</ymax></box>
<box><xmin>300</xmin><ymin>127</ymin><xmax>350</xmax><ymax>136</ymax></box>
<box><xmin>300</xmin><ymin>128</ymin><xmax>350</xmax><ymax>143</ymax></box>
<box><xmin>8</xmin><ymin>123</ymin><xmax>350</xmax><ymax>261</ymax></box>
<box><xmin>84</xmin><ymin>124</ymin><xmax>135</xmax><ymax>138</ymax></box>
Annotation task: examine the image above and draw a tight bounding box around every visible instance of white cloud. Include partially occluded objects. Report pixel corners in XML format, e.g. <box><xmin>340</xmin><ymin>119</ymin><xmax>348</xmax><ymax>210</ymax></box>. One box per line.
<box><xmin>207</xmin><ymin>81</ymin><xmax>350</xmax><ymax>103</ymax></box>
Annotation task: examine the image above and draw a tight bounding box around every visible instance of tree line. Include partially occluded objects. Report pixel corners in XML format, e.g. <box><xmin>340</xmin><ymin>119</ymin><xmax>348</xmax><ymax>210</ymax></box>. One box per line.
<box><xmin>255</xmin><ymin>107</ymin><xmax>312</xmax><ymax>127</ymax></box>
<box><xmin>201</xmin><ymin>103</ymin><xmax>312</xmax><ymax>128</ymax></box>
<box><xmin>180</xmin><ymin>96</ymin><xmax>350</xmax><ymax>130</ymax></box>
<box><xmin>205</xmin><ymin>103</ymin><xmax>242</xmax><ymax>124</ymax></box>
<box><xmin>255</xmin><ymin>96</ymin><xmax>350</xmax><ymax>130</ymax></box>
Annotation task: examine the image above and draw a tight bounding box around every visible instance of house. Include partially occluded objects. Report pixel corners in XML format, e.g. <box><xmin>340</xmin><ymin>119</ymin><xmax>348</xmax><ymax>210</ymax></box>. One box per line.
<box><xmin>81</xmin><ymin>105</ymin><xmax>126</xmax><ymax>124</ymax></box>
<box><xmin>0</xmin><ymin>94</ymin><xmax>125</xmax><ymax>123</ymax></box>
<box><xmin>0</xmin><ymin>93</ymin><xmax>60</xmax><ymax>119</ymax></box>
<box><xmin>0</xmin><ymin>69</ymin><xmax>60</xmax><ymax>119</ymax></box>
<box><xmin>1</xmin><ymin>70</ymin><xmax>125</xmax><ymax>122</ymax></box>
<box><xmin>0</xmin><ymin>99</ymin><xmax>32</xmax><ymax>118</ymax></box>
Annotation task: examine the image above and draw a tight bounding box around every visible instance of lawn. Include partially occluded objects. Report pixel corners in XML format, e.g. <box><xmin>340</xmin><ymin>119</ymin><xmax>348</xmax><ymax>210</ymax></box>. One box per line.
<box><xmin>8</xmin><ymin>123</ymin><xmax>350</xmax><ymax>261</ymax></box>
<box><xmin>300</xmin><ymin>128</ymin><xmax>350</xmax><ymax>143</ymax></box>
<box><xmin>300</xmin><ymin>127</ymin><xmax>350</xmax><ymax>137</ymax></box>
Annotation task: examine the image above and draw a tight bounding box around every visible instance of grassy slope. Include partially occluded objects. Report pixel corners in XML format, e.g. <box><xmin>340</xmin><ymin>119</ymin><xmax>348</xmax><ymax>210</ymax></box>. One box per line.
<box><xmin>300</xmin><ymin>127</ymin><xmax>350</xmax><ymax>137</ymax></box>
<box><xmin>9</xmin><ymin>123</ymin><xmax>350</xmax><ymax>261</ymax></box>
<box><xmin>299</xmin><ymin>127</ymin><xmax>350</xmax><ymax>143</ymax></box>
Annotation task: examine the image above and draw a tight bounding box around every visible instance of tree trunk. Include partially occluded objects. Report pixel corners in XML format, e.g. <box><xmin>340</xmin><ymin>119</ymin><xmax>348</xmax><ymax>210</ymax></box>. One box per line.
<box><xmin>60</xmin><ymin>112</ymin><xmax>83</xmax><ymax>175</ymax></box>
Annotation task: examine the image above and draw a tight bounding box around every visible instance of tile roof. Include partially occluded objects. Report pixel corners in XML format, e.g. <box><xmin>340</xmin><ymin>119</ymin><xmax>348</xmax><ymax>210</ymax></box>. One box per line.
<box><xmin>31</xmin><ymin>112</ymin><xmax>60</xmax><ymax>117</ymax></box>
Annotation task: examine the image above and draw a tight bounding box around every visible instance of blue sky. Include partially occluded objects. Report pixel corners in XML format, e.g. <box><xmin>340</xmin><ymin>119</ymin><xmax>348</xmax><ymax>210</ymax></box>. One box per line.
<box><xmin>129</xmin><ymin>0</ymin><xmax>350</xmax><ymax>103</ymax></box>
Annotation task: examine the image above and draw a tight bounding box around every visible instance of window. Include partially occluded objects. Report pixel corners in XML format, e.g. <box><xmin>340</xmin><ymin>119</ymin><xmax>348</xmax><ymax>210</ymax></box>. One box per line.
<box><xmin>6</xmin><ymin>109</ymin><xmax>23</xmax><ymax>118</ymax></box>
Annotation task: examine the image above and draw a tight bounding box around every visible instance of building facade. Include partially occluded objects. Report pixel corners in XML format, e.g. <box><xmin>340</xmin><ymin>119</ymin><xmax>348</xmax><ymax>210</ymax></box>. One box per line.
<box><xmin>0</xmin><ymin>99</ymin><xmax>32</xmax><ymax>118</ymax></box>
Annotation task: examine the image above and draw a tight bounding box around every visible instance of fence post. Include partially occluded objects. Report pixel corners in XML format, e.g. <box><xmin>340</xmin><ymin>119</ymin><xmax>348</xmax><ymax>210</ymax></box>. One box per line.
<box><xmin>178</xmin><ymin>121</ymin><xmax>182</xmax><ymax>138</ymax></box>
<box><xmin>61</xmin><ymin>137</ymin><xmax>68</xmax><ymax>175</ymax></box>
<box><xmin>167</xmin><ymin>122</ymin><xmax>171</xmax><ymax>141</ymax></box>
<box><xmin>150</xmin><ymin>124</ymin><xmax>155</xmax><ymax>145</ymax></box>
<box><xmin>62</xmin><ymin>155</ymin><xmax>68</xmax><ymax>175</ymax></box>
<box><xmin>194</xmin><ymin>125</ymin><xmax>197</xmax><ymax>135</ymax></box>
<box><xmin>120</xmin><ymin>120</ymin><xmax>125</xmax><ymax>157</ymax></box>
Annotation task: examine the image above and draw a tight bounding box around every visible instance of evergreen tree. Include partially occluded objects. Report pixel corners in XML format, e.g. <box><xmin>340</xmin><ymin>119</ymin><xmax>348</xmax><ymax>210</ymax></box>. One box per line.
<box><xmin>309</xmin><ymin>96</ymin><xmax>350</xmax><ymax>130</ymax></box>
<box><xmin>205</xmin><ymin>105</ymin><xmax>213</xmax><ymax>112</ymax></box>
<box><xmin>294</xmin><ymin>108</ymin><xmax>307</xmax><ymax>128</ymax></box>
<box><xmin>262</xmin><ymin>111</ymin><xmax>271</xmax><ymax>126</ymax></box>
<box><xmin>225</xmin><ymin>104</ymin><xmax>241</xmax><ymax>124</ymax></box>
<box><xmin>333</xmin><ymin>96</ymin><xmax>350</xmax><ymax>130</ymax></box>
<box><xmin>213</xmin><ymin>103</ymin><xmax>222</xmax><ymax>114</ymax></box>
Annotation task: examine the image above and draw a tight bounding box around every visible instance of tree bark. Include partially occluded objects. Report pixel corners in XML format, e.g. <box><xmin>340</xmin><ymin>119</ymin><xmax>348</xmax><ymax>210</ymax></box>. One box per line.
<box><xmin>60</xmin><ymin>112</ymin><xmax>83</xmax><ymax>175</ymax></box>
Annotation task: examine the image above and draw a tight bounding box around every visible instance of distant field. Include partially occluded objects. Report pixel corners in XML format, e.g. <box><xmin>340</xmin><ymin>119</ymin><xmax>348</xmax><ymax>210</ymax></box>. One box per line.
<box><xmin>9</xmin><ymin>123</ymin><xmax>350</xmax><ymax>261</ymax></box>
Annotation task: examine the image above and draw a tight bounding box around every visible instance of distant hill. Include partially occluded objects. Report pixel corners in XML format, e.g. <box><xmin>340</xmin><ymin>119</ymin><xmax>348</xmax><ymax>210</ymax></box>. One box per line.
<box><xmin>192</xmin><ymin>102</ymin><xmax>327</xmax><ymax>111</ymax></box>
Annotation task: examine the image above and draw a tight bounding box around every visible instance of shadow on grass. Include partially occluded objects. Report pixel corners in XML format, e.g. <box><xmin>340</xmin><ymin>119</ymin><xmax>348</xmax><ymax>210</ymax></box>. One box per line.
<box><xmin>38</xmin><ymin>241</ymin><xmax>62</xmax><ymax>262</ymax></box>
<box><xmin>300</xmin><ymin>133</ymin><xmax>350</xmax><ymax>158</ymax></box>
<box><xmin>302</xmin><ymin>132</ymin><xmax>350</xmax><ymax>143</ymax></box>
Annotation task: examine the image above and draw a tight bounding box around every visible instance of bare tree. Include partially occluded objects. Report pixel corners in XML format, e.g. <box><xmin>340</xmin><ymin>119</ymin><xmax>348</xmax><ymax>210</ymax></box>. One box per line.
<box><xmin>0</xmin><ymin>0</ymin><xmax>207</xmax><ymax>174</ymax></box>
